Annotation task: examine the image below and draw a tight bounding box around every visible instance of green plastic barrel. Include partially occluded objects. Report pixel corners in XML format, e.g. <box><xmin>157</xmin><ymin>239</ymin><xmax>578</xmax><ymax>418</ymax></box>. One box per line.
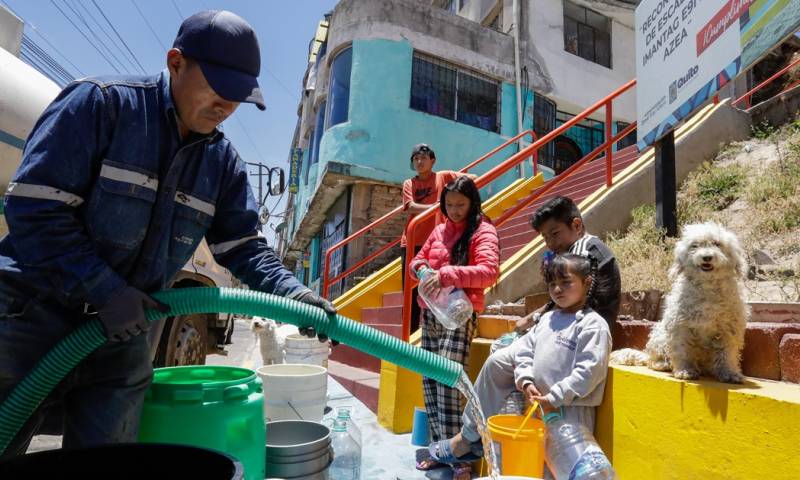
<box><xmin>138</xmin><ymin>366</ymin><xmax>265</xmax><ymax>480</ymax></box>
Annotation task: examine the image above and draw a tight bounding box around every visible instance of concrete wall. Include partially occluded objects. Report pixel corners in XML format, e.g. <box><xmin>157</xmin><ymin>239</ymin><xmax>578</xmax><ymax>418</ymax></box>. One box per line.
<box><xmin>318</xmin><ymin>38</ymin><xmax>523</xmax><ymax>187</ymax></box>
<box><xmin>526</xmin><ymin>0</ymin><xmax>636</xmax><ymax>121</ymax></box>
<box><xmin>346</xmin><ymin>183</ymin><xmax>406</xmax><ymax>284</ymax></box>
<box><xmin>287</xmin><ymin>37</ymin><xmax>527</xmax><ymax>258</ymax></box>
<box><xmin>597</xmin><ymin>365</ymin><xmax>800</xmax><ymax>480</ymax></box>
<box><xmin>0</xmin><ymin>6</ymin><xmax>22</xmax><ymax>57</ymax></box>
<box><xmin>748</xmin><ymin>84</ymin><xmax>800</xmax><ymax>128</ymax></box>
<box><xmin>286</xmin><ymin>0</ymin><xmax>639</xmax><ymax>264</ymax></box>
<box><xmin>486</xmin><ymin>100</ymin><xmax>753</xmax><ymax>304</ymax></box>
<box><xmin>327</xmin><ymin>0</ymin><xmax>525</xmax><ymax>86</ymax></box>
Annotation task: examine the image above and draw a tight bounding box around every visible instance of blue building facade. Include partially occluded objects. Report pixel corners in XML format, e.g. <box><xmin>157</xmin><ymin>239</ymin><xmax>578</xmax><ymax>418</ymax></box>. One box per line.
<box><xmin>280</xmin><ymin>0</ymin><xmax>637</xmax><ymax>295</ymax></box>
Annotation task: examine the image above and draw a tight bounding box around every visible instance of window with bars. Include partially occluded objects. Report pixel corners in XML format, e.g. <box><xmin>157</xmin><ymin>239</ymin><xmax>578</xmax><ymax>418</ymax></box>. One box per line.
<box><xmin>556</xmin><ymin>110</ymin><xmax>605</xmax><ymax>155</ymax></box>
<box><xmin>410</xmin><ymin>53</ymin><xmax>500</xmax><ymax>133</ymax></box>
<box><xmin>563</xmin><ymin>1</ymin><xmax>611</xmax><ymax>68</ymax></box>
<box><xmin>615</xmin><ymin>121</ymin><xmax>637</xmax><ymax>149</ymax></box>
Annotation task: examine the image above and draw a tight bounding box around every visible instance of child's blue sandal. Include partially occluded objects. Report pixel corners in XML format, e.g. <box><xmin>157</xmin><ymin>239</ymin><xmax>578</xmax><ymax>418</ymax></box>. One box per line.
<box><xmin>427</xmin><ymin>439</ymin><xmax>482</xmax><ymax>464</ymax></box>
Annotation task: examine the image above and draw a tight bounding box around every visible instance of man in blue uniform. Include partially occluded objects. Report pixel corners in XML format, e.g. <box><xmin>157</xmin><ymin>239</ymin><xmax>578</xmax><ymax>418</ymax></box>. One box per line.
<box><xmin>0</xmin><ymin>10</ymin><xmax>333</xmax><ymax>458</ymax></box>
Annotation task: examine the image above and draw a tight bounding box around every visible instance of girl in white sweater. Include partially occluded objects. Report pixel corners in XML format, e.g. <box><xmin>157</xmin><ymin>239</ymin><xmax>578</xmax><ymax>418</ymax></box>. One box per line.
<box><xmin>514</xmin><ymin>253</ymin><xmax>612</xmax><ymax>433</ymax></box>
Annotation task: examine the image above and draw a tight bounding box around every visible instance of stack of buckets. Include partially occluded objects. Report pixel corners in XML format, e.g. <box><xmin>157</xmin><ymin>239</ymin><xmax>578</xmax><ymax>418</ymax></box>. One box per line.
<box><xmin>257</xmin><ymin>333</ymin><xmax>330</xmax><ymax>422</ymax></box>
<box><xmin>283</xmin><ymin>333</ymin><xmax>330</xmax><ymax>367</ymax></box>
<box><xmin>138</xmin><ymin>331</ymin><xmax>334</xmax><ymax>479</ymax></box>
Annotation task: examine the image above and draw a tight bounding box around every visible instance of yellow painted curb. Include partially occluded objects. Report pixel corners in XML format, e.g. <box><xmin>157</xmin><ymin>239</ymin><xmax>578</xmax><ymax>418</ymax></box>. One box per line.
<box><xmin>597</xmin><ymin>365</ymin><xmax>800</xmax><ymax>480</ymax></box>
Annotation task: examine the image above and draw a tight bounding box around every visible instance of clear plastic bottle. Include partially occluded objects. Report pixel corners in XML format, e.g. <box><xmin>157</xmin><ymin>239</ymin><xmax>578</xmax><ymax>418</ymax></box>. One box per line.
<box><xmin>329</xmin><ymin>418</ymin><xmax>361</xmax><ymax>480</ymax></box>
<box><xmin>415</xmin><ymin>265</ymin><xmax>473</xmax><ymax>330</ymax></box>
<box><xmin>336</xmin><ymin>406</ymin><xmax>361</xmax><ymax>450</ymax></box>
<box><xmin>544</xmin><ymin>411</ymin><xmax>616</xmax><ymax>480</ymax></box>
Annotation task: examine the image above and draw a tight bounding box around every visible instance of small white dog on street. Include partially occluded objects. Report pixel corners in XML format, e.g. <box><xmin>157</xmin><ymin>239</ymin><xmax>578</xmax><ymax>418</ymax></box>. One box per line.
<box><xmin>250</xmin><ymin>317</ymin><xmax>298</xmax><ymax>365</ymax></box>
<box><xmin>611</xmin><ymin>223</ymin><xmax>750</xmax><ymax>383</ymax></box>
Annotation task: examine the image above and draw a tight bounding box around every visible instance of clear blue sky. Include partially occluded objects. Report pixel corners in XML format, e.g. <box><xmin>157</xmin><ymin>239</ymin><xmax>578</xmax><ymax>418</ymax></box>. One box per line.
<box><xmin>2</xmin><ymin>0</ymin><xmax>339</xmax><ymax>239</ymax></box>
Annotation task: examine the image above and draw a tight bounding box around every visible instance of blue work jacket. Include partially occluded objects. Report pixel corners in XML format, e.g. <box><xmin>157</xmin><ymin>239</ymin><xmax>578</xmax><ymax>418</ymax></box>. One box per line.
<box><xmin>0</xmin><ymin>71</ymin><xmax>305</xmax><ymax>309</ymax></box>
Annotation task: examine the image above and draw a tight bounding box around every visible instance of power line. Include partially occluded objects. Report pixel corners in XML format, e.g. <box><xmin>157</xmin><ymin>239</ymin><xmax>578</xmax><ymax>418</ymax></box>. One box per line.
<box><xmin>130</xmin><ymin>0</ymin><xmax>167</xmax><ymax>52</ymax></box>
<box><xmin>49</xmin><ymin>0</ymin><xmax>122</xmax><ymax>73</ymax></box>
<box><xmin>19</xmin><ymin>49</ymin><xmax>71</xmax><ymax>86</ymax></box>
<box><xmin>26</xmin><ymin>21</ymin><xmax>85</xmax><ymax>77</ymax></box>
<box><xmin>234</xmin><ymin>115</ymin><xmax>268</xmax><ymax>165</ymax></box>
<box><xmin>73</xmin><ymin>0</ymin><xmax>138</xmax><ymax>73</ymax></box>
<box><xmin>62</xmin><ymin>0</ymin><xmax>131</xmax><ymax>73</ymax></box>
<box><xmin>263</xmin><ymin>68</ymin><xmax>296</xmax><ymax>100</ymax></box>
<box><xmin>91</xmin><ymin>0</ymin><xmax>148</xmax><ymax>74</ymax></box>
<box><xmin>0</xmin><ymin>0</ymin><xmax>86</xmax><ymax>77</ymax></box>
<box><xmin>20</xmin><ymin>34</ymin><xmax>75</xmax><ymax>85</ymax></box>
<box><xmin>170</xmin><ymin>0</ymin><xmax>184</xmax><ymax>20</ymax></box>
<box><xmin>22</xmin><ymin>35</ymin><xmax>73</xmax><ymax>79</ymax></box>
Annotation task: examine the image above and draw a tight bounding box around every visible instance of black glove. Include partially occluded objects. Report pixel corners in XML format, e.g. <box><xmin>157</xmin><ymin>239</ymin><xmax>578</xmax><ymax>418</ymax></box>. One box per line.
<box><xmin>292</xmin><ymin>290</ymin><xmax>339</xmax><ymax>346</ymax></box>
<box><xmin>97</xmin><ymin>286</ymin><xmax>171</xmax><ymax>342</ymax></box>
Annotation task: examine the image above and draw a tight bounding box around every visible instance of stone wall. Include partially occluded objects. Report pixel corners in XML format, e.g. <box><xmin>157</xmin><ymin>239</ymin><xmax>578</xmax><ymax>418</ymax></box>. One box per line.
<box><xmin>342</xmin><ymin>182</ymin><xmax>407</xmax><ymax>291</ymax></box>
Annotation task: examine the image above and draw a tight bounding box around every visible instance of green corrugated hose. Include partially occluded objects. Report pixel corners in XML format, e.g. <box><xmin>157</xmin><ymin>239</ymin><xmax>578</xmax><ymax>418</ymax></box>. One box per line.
<box><xmin>0</xmin><ymin>287</ymin><xmax>463</xmax><ymax>455</ymax></box>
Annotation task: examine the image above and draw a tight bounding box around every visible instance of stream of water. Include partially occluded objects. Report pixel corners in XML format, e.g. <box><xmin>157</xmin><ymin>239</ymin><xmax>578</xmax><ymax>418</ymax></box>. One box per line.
<box><xmin>456</xmin><ymin>371</ymin><xmax>500</xmax><ymax>480</ymax></box>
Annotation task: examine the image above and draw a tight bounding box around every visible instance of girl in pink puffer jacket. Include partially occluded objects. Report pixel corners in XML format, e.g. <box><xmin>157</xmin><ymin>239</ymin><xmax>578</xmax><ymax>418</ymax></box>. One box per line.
<box><xmin>410</xmin><ymin>176</ymin><xmax>500</xmax><ymax>477</ymax></box>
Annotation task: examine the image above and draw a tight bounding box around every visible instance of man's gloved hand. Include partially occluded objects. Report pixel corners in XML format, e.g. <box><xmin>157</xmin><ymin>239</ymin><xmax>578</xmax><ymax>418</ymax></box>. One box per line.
<box><xmin>98</xmin><ymin>286</ymin><xmax>171</xmax><ymax>342</ymax></box>
<box><xmin>292</xmin><ymin>289</ymin><xmax>339</xmax><ymax>346</ymax></box>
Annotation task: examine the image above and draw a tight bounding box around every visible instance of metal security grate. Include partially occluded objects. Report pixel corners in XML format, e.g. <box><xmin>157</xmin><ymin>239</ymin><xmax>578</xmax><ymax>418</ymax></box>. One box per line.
<box><xmin>563</xmin><ymin>0</ymin><xmax>612</xmax><ymax>68</ymax></box>
<box><xmin>411</xmin><ymin>52</ymin><xmax>500</xmax><ymax>133</ymax></box>
<box><xmin>321</xmin><ymin>218</ymin><xmax>347</xmax><ymax>299</ymax></box>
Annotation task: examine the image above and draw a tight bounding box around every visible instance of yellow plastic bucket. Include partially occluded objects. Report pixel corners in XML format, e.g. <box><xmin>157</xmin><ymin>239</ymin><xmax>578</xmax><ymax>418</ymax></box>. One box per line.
<box><xmin>482</xmin><ymin>413</ymin><xmax>545</xmax><ymax>477</ymax></box>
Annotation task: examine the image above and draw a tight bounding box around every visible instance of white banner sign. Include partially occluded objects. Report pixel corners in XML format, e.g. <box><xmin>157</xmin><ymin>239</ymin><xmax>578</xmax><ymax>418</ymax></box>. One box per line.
<box><xmin>636</xmin><ymin>0</ymin><xmax>800</xmax><ymax>146</ymax></box>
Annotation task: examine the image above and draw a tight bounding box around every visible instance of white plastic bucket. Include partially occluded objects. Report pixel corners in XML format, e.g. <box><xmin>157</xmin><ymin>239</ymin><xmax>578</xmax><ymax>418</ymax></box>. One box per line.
<box><xmin>257</xmin><ymin>364</ymin><xmax>328</xmax><ymax>423</ymax></box>
<box><xmin>283</xmin><ymin>334</ymin><xmax>330</xmax><ymax>367</ymax></box>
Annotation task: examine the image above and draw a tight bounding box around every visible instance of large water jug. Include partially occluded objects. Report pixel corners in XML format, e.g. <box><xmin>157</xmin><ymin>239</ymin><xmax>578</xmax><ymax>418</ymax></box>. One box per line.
<box><xmin>415</xmin><ymin>265</ymin><xmax>473</xmax><ymax>329</ymax></box>
<box><xmin>138</xmin><ymin>366</ymin><xmax>265</xmax><ymax>480</ymax></box>
<box><xmin>329</xmin><ymin>418</ymin><xmax>361</xmax><ymax>480</ymax></box>
<box><xmin>544</xmin><ymin>411</ymin><xmax>616</xmax><ymax>480</ymax></box>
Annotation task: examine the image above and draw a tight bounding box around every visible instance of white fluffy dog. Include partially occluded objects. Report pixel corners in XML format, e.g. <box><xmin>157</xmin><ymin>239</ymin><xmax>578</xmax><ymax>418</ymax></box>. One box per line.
<box><xmin>250</xmin><ymin>317</ymin><xmax>298</xmax><ymax>365</ymax></box>
<box><xmin>611</xmin><ymin>223</ymin><xmax>750</xmax><ymax>383</ymax></box>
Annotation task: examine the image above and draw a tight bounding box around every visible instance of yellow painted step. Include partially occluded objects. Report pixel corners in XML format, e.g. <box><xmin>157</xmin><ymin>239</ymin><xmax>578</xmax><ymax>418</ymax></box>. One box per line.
<box><xmin>377</xmin><ymin>337</ymin><xmax>493</xmax><ymax>433</ymax></box>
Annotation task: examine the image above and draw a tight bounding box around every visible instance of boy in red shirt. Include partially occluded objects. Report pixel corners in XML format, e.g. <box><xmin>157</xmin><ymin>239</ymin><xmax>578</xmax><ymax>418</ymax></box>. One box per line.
<box><xmin>401</xmin><ymin>143</ymin><xmax>475</xmax><ymax>332</ymax></box>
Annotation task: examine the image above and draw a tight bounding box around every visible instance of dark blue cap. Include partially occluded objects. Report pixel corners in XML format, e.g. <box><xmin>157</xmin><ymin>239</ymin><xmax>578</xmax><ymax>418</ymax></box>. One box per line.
<box><xmin>173</xmin><ymin>10</ymin><xmax>265</xmax><ymax>110</ymax></box>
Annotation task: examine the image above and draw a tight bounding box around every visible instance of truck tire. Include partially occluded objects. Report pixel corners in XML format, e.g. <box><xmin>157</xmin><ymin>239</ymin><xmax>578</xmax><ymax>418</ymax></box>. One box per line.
<box><xmin>154</xmin><ymin>313</ymin><xmax>209</xmax><ymax>367</ymax></box>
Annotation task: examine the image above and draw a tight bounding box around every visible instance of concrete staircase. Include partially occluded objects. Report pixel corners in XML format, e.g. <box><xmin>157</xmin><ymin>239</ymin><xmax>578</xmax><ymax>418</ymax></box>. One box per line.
<box><xmin>327</xmin><ymin>291</ymin><xmax>404</xmax><ymax>412</ymax></box>
<box><xmin>327</xmin><ymin>147</ymin><xmax>642</xmax><ymax>410</ymax></box>
<box><xmin>497</xmin><ymin>145</ymin><xmax>640</xmax><ymax>261</ymax></box>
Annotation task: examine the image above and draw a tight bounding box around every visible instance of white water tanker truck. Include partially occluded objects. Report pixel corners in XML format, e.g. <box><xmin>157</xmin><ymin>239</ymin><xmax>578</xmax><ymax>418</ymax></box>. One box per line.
<box><xmin>0</xmin><ymin>8</ymin><xmax>253</xmax><ymax>367</ymax></box>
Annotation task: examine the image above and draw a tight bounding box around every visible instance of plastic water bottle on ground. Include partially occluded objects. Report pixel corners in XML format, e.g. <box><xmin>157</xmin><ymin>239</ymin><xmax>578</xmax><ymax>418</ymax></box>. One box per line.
<box><xmin>415</xmin><ymin>264</ymin><xmax>473</xmax><ymax>329</ymax></box>
<box><xmin>336</xmin><ymin>406</ymin><xmax>361</xmax><ymax>449</ymax></box>
<box><xmin>544</xmin><ymin>411</ymin><xmax>616</xmax><ymax>480</ymax></box>
<box><xmin>329</xmin><ymin>418</ymin><xmax>361</xmax><ymax>480</ymax></box>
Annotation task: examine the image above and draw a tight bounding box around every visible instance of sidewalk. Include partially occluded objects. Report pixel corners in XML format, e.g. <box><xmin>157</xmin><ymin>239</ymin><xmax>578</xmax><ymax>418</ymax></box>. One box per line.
<box><xmin>25</xmin><ymin>318</ymin><xmax>470</xmax><ymax>478</ymax></box>
<box><xmin>325</xmin><ymin>375</ymin><xmax>462</xmax><ymax>480</ymax></box>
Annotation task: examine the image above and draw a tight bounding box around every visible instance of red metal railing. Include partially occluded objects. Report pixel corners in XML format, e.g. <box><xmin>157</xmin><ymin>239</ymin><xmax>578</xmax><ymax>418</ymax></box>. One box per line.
<box><xmin>733</xmin><ymin>55</ymin><xmax>800</xmax><ymax>109</ymax></box>
<box><xmin>493</xmin><ymin>121</ymin><xmax>637</xmax><ymax>227</ymax></box>
<box><xmin>402</xmin><ymin>78</ymin><xmax>638</xmax><ymax>340</ymax></box>
<box><xmin>321</xmin><ymin>129</ymin><xmax>539</xmax><ymax>298</ymax></box>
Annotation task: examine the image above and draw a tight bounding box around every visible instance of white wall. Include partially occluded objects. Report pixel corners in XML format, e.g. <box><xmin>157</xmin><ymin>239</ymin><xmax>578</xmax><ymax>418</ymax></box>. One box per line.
<box><xmin>527</xmin><ymin>0</ymin><xmax>636</xmax><ymax>122</ymax></box>
<box><xmin>0</xmin><ymin>6</ymin><xmax>23</xmax><ymax>56</ymax></box>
